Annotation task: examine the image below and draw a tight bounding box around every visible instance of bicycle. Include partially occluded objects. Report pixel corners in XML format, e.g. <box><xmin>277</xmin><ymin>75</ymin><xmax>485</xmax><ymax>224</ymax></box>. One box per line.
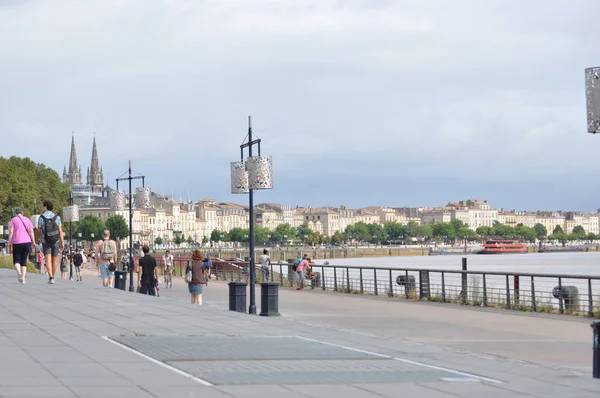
<box><xmin>163</xmin><ymin>266</ymin><xmax>173</xmax><ymax>288</ymax></box>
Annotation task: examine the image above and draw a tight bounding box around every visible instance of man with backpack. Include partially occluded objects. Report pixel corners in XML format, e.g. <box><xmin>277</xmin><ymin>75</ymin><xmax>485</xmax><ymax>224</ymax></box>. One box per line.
<box><xmin>36</xmin><ymin>200</ymin><xmax>64</xmax><ymax>284</ymax></box>
<box><xmin>95</xmin><ymin>230</ymin><xmax>118</xmax><ymax>288</ymax></box>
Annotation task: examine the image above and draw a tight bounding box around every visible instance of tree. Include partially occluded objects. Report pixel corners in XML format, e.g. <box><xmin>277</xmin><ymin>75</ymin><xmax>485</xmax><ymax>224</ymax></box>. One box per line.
<box><xmin>105</xmin><ymin>215</ymin><xmax>129</xmax><ymax>240</ymax></box>
<box><xmin>450</xmin><ymin>219</ymin><xmax>465</xmax><ymax>233</ymax></box>
<box><xmin>0</xmin><ymin>156</ymin><xmax>70</xmax><ymax>226</ymax></box>
<box><xmin>174</xmin><ymin>235</ymin><xmax>183</xmax><ymax>246</ymax></box>
<box><xmin>202</xmin><ymin>236</ymin><xmax>209</xmax><ymax>244</ymax></box>
<box><xmin>229</xmin><ymin>227</ymin><xmax>246</xmax><ymax>242</ymax></box>
<box><xmin>457</xmin><ymin>227</ymin><xmax>476</xmax><ymax>239</ymax></box>
<box><xmin>330</xmin><ymin>231</ymin><xmax>347</xmax><ymax>245</ymax></box>
<box><xmin>572</xmin><ymin>225</ymin><xmax>586</xmax><ymax>238</ymax></box>
<box><xmin>432</xmin><ymin>222</ymin><xmax>455</xmax><ymax>239</ymax></box>
<box><xmin>476</xmin><ymin>226</ymin><xmax>494</xmax><ymax>237</ymax></box>
<box><xmin>186</xmin><ymin>235</ymin><xmax>194</xmax><ymax>244</ymax></box>
<box><xmin>553</xmin><ymin>225</ymin><xmax>564</xmax><ymax>235</ymax></box>
<box><xmin>296</xmin><ymin>223</ymin><xmax>312</xmax><ymax>243</ymax></box>
<box><xmin>533</xmin><ymin>223</ymin><xmax>547</xmax><ymax>240</ymax></box>
<box><xmin>493</xmin><ymin>222</ymin><xmax>515</xmax><ymax>237</ymax></box>
<box><xmin>254</xmin><ymin>226</ymin><xmax>269</xmax><ymax>244</ymax></box>
<box><xmin>154</xmin><ymin>236</ymin><xmax>163</xmax><ymax>245</ymax></box>
<box><xmin>77</xmin><ymin>215</ymin><xmax>105</xmax><ymax>242</ymax></box>
<box><xmin>211</xmin><ymin>229</ymin><xmax>225</xmax><ymax>242</ymax></box>
<box><xmin>515</xmin><ymin>225</ymin><xmax>536</xmax><ymax>242</ymax></box>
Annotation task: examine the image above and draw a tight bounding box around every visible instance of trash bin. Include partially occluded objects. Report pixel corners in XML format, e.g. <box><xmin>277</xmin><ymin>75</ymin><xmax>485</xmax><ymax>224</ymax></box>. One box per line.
<box><xmin>552</xmin><ymin>285</ymin><xmax>580</xmax><ymax>311</ymax></box>
<box><xmin>228</xmin><ymin>281</ymin><xmax>247</xmax><ymax>313</ymax></box>
<box><xmin>260</xmin><ymin>282</ymin><xmax>280</xmax><ymax>316</ymax></box>
<box><xmin>396</xmin><ymin>275</ymin><xmax>416</xmax><ymax>289</ymax></box>
<box><xmin>311</xmin><ymin>272</ymin><xmax>321</xmax><ymax>289</ymax></box>
<box><xmin>114</xmin><ymin>271</ymin><xmax>127</xmax><ymax>291</ymax></box>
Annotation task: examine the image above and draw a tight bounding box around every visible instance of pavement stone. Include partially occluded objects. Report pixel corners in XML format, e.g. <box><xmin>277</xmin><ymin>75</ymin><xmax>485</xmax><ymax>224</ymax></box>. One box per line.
<box><xmin>0</xmin><ymin>268</ymin><xmax>598</xmax><ymax>397</ymax></box>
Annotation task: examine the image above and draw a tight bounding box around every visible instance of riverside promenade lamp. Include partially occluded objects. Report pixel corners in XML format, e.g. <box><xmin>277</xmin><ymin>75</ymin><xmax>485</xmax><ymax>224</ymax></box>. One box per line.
<box><xmin>586</xmin><ymin>67</ymin><xmax>600</xmax><ymax>134</ymax></box>
<box><xmin>62</xmin><ymin>197</ymin><xmax>79</xmax><ymax>281</ymax></box>
<box><xmin>115</xmin><ymin>161</ymin><xmax>148</xmax><ymax>292</ymax></box>
<box><xmin>230</xmin><ymin>116</ymin><xmax>273</xmax><ymax>314</ymax></box>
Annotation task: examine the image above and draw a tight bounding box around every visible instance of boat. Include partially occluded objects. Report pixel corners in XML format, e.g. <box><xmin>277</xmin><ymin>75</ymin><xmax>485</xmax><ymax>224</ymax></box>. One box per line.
<box><xmin>476</xmin><ymin>239</ymin><xmax>528</xmax><ymax>254</ymax></box>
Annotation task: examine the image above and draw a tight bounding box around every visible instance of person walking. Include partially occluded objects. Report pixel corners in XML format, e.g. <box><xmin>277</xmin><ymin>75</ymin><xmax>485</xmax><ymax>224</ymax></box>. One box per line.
<box><xmin>73</xmin><ymin>248</ymin><xmax>84</xmax><ymax>281</ymax></box>
<box><xmin>138</xmin><ymin>245</ymin><xmax>158</xmax><ymax>295</ymax></box>
<box><xmin>95</xmin><ymin>230</ymin><xmax>117</xmax><ymax>288</ymax></box>
<box><xmin>162</xmin><ymin>250</ymin><xmax>173</xmax><ymax>288</ymax></box>
<box><xmin>36</xmin><ymin>200</ymin><xmax>64</xmax><ymax>284</ymax></box>
<box><xmin>59</xmin><ymin>249</ymin><xmax>69</xmax><ymax>279</ymax></box>
<box><xmin>259</xmin><ymin>249</ymin><xmax>271</xmax><ymax>282</ymax></box>
<box><xmin>186</xmin><ymin>250</ymin><xmax>207</xmax><ymax>305</ymax></box>
<box><xmin>8</xmin><ymin>208</ymin><xmax>35</xmax><ymax>284</ymax></box>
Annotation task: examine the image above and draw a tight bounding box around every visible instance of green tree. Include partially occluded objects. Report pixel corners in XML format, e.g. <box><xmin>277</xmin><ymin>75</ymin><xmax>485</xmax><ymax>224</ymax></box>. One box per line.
<box><xmin>154</xmin><ymin>236</ymin><xmax>163</xmax><ymax>245</ymax></box>
<box><xmin>187</xmin><ymin>235</ymin><xmax>194</xmax><ymax>244</ymax></box>
<box><xmin>77</xmin><ymin>215</ymin><xmax>105</xmax><ymax>242</ymax></box>
<box><xmin>516</xmin><ymin>225</ymin><xmax>536</xmax><ymax>242</ymax></box>
<box><xmin>254</xmin><ymin>226</ymin><xmax>269</xmax><ymax>244</ymax></box>
<box><xmin>457</xmin><ymin>227</ymin><xmax>476</xmax><ymax>238</ymax></box>
<box><xmin>296</xmin><ymin>223</ymin><xmax>312</xmax><ymax>243</ymax></box>
<box><xmin>586</xmin><ymin>232</ymin><xmax>597</xmax><ymax>241</ymax></box>
<box><xmin>383</xmin><ymin>222</ymin><xmax>404</xmax><ymax>241</ymax></box>
<box><xmin>572</xmin><ymin>225</ymin><xmax>586</xmax><ymax>238</ymax></box>
<box><xmin>105</xmin><ymin>215</ymin><xmax>129</xmax><ymax>240</ymax></box>
<box><xmin>553</xmin><ymin>225</ymin><xmax>564</xmax><ymax>235</ymax></box>
<box><xmin>202</xmin><ymin>236</ymin><xmax>209</xmax><ymax>244</ymax></box>
<box><xmin>0</xmin><ymin>156</ymin><xmax>70</xmax><ymax>226</ymax></box>
<box><xmin>533</xmin><ymin>223</ymin><xmax>547</xmax><ymax>240</ymax></box>
<box><xmin>210</xmin><ymin>229</ymin><xmax>226</xmax><ymax>242</ymax></box>
<box><xmin>229</xmin><ymin>227</ymin><xmax>246</xmax><ymax>242</ymax></box>
<box><xmin>450</xmin><ymin>219</ymin><xmax>465</xmax><ymax>232</ymax></box>
<box><xmin>476</xmin><ymin>226</ymin><xmax>494</xmax><ymax>237</ymax></box>
<box><xmin>174</xmin><ymin>235</ymin><xmax>183</xmax><ymax>245</ymax></box>
<box><xmin>330</xmin><ymin>231</ymin><xmax>347</xmax><ymax>245</ymax></box>
<box><xmin>493</xmin><ymin>222</ymin><xmax>515</xmax><ymax>237</ymax></box>
<box><xmin>367</xmin><ymin>223</ymin><xmax>386</xmax><ymax>243</ymax></box>
<box><xmin>432</xmin><ymin>222</ymin><xmax>455</xmax><ymax>239</ymax></box>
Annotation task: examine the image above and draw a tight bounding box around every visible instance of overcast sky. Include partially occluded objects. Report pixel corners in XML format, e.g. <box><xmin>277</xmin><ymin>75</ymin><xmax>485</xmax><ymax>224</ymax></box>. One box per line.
<box><xmin>1</xmin><ymin>0</ymin><xmax>599</xmax><ymax>212</ymax></box>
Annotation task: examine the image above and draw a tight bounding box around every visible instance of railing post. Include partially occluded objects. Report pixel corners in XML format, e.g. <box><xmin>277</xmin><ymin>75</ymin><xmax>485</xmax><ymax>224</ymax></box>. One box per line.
<box><xmin>531</xmin><ymin>276</ymin><xmax>536</xmax><ymax>312</ymax></box>
<box><xmin>482</xmin><ymin>273</ymin><xmax>487</xmax><ymax>307</ymax></box>
<box><xmin>460</xmin><ymin>257</ymin><xmax>468</xmax><ymax>304</ymax></box>
<box><xmin>441</xmin><ymin>271</ymin><xmax>446</xmax><ymax>303</ymax></box>
<box><xmin>389</xmin><ymin>269</ymin><xmax>393</xmax><ymax>297</ymax></box>
<box><xmin>558</xmin><ymin>277</ymin><xmax>564</xmax><ymax>314</ymax></box>
<box><xmin>404</xmin><ymin>270</ymin><xmax>410</xmax><ymax>299</ymax></box>
<box><xmin>505</xmin><ymin>274</ymin><xmax>511</xmax><ymax>309</ymax></box>
<box><xmin>346</xmin><ymin>267</ymin><xmax>351</xmax><ymax>292</ymax></box>
<box><xmin>279</xmin><ymin>263</ymin><xmax>283</xmax><ymax>287</ymax></box>
<box><xmin>374</xmin><ymin>269</ymin><xmax>378</xmax><ymax>296</ymax></box>
<box><xmin>589</xmin><ymin>279</ymin><xmax>594</xmax><ymax>318</ymax></box>
<box><xmin>359</xmin><ymin>268</ymin><xmax>364</xmax><ymax>294</ymax></box>
<box><xmin>333</xmin><ymin>267</ymin><xmax>338</xmax><ymax>292</ymax></box>
<box><xmin>321</xmin><ymin>266</ymin><xmax>326</xmax><ymax>290</ymax></box>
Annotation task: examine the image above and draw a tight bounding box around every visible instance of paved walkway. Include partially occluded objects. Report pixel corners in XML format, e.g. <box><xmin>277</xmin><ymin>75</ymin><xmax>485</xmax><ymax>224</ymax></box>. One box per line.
<box><xmin>0</xmin><ymin>268</ymin><xmax>597</xmax><ymax>398</ymax></box>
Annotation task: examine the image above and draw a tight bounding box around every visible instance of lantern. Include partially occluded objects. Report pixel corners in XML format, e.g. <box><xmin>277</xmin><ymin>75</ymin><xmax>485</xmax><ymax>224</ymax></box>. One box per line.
<box><xmin>135</xmin><ymin>187</ymin><xmax>151</xmax><ymax>209</ymax></box>
<box><xmin>586</xmin><ymin>67</ymin><xmax>600</xmax><ymax>134</ymax></box>
<box><xmin>63</xmin><ymin>205</ymin><xmax>80</xmax><ymax>222</ymax></box>
<box><xmin>230</xmin><ymin>161</ymin><xmax>250</xmax><ymax>194</ymax></box>
<box><xmin>109</xmin><ymin>190</ymin><xmax>126</xmax><ymax>211</ymax></box>
<box><xmin>246</xmin><ymin>156</ymin><xmax>273</xmax><ymax>190</ymax></box>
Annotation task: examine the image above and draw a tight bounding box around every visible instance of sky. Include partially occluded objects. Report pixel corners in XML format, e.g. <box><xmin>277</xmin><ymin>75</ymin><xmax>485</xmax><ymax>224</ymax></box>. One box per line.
<box><xmin>1</xmin><ymin>0</ymin><xmax>600</xmax><ymax>212</ymax></box>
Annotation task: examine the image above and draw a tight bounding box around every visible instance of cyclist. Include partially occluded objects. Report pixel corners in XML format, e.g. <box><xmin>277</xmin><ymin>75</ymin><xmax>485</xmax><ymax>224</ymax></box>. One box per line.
<box><xmin>162</xmin><ymin>250</ymin><xmax>174</xmax><ymax>288</ymax></box>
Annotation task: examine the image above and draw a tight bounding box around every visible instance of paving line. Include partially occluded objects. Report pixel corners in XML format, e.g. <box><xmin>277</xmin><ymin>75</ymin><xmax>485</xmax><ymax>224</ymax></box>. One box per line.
<box><xmin>295</xmin><ymin>335</ymin><xmax>504</xmax><ymax>384</ymax></box>
<box><xmin>101</xmin><ymin>336</ymin><xmax>214</xmax><ymax>386</ymax></box>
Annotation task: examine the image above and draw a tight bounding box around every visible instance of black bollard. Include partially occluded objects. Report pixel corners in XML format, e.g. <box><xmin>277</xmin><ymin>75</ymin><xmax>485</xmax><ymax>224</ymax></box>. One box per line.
<box><xmin>592</xmin><ymin>321</ymin><xmax>600</xmax><ymax>378</ymax></box>
<box><xmin>260</xmin><ymin>282</ymin><xmax>280</xmax><ymax>316</ymax></box>
<box><xmin>228</xmin><ymin>281</ymin><xmax>247</xmax><ymax>313</ymax></box>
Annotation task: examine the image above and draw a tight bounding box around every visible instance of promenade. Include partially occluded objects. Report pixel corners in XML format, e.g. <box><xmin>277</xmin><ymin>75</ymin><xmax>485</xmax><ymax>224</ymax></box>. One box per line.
<box><xmin>0</xmin><ymin>268</ymin><xmax>598</xmax><ymax>398</ymax></box>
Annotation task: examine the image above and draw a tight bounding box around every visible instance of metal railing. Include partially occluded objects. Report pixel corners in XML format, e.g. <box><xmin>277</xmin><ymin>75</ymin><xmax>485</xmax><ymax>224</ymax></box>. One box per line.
<box><xmin>149</xmin><ymin>256</ymin><xmax>600</xmax><ymax>318</ymax></box>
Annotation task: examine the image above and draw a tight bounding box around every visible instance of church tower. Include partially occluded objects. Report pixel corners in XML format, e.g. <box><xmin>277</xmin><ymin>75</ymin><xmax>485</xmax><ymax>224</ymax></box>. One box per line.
<box><xmin>86</xmin><ymin>136</ymin><xmax>104</xmax><ymax>193</ymax></box>
<box><xmin>63</xmin><ymin>134</ymin><xmax>82</xmax><ymax>186</ymax></box>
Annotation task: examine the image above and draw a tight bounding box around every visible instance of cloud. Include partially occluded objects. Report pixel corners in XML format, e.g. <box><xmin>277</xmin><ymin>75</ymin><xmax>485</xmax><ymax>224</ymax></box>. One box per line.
<box><xmin>0</xmin><ymin>0</ymin><xmax>599</xmax><ymax>210</ymax></box>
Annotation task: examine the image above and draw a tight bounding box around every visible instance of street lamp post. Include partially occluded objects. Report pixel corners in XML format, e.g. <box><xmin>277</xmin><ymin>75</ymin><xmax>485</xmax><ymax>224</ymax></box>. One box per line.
<box><xmin>229</xmin><ymin>116</ymin><xmax>273</xmax><ymax>314</ymax></box>
<box><xmin>62</xmin><ymin>191</ymin><xmax>80</xmax><ymax>282</ymax></box>
<box><xmin>116</xmin><ymin>160</ymin><xmax>147</xmax><ymax>292</ymax></box>
<box><xmin>90</xmin><ymin>233</ymin><xmax>95</xmax><ymax>251</ymax></box>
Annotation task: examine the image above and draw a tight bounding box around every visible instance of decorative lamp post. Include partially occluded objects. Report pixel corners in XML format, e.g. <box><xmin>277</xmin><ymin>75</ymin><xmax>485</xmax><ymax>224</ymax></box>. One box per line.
<box><xmin>585</xmin><ymin>67</ymin><xmax>600</xmax><ymax>134</ymax></box>
<box><xmin>77</xmin><ymin>233</ymin><xmax>82</xmax><ymax>249</ymax></box>
<box><xmin>62</xmin><ymin>199</ymin><xmax>79</xmax><ymax>281</ymax></box>
<box><xmin>90</xmin><ymin>233</ymin><xmax>95</xmax><ymax>251</ymax></box>
<box><xmin>116</xmin><ymin>161</ymin><xmax>148</xmax><ymax>292</ymax></box>
<box><xmin>229</xmin><ymin>116</ymin><xmax>273</xmax><ymax>314</ymax></box>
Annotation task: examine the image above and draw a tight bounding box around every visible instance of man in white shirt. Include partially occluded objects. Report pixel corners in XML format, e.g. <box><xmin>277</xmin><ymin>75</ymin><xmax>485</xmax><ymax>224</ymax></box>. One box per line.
<box><xmin>259</xmin><ymin>249</ymin><xmax>271</xmax><ymax>282</ymax></box>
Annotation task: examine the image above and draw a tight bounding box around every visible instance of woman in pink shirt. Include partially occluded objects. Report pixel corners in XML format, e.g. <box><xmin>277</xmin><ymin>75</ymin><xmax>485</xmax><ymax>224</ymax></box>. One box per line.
<box><xmin>296</xmin><ymin>257</ymin><xmax>311</xmax><ymax>290</ymax></box>
<box><xmin>8</xmin><ymin>208</ymin><xmax>35</xmax><ymax>284</ymax></box>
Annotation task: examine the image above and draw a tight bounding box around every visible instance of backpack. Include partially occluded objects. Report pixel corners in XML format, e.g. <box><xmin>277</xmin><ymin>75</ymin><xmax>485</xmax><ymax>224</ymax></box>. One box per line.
<box><xmin>203</xmin><ymin>255</ymin><xmax>211</xmax><ymax>269</ymax></box>
<box><xmin>292</xmin><ymin>258</ymin><xmax>301</xmax><ymax>271</ymax></box>
<box><xmin>100</xmin><ymin>239</ymin><xmax>115</xmax><ymax>261</ymax></box>
<box><xmin>41</xmin><ymin>215</ymin><xmax>60</xmax><ymax>246</ymax></box>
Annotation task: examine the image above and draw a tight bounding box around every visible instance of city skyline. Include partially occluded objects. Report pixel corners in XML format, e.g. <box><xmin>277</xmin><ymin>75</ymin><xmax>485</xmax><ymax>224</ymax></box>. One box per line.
<box><xmin>2</xmin><ymin>1</ymin><xmax>600</xmax><ymax>211</ymax></box>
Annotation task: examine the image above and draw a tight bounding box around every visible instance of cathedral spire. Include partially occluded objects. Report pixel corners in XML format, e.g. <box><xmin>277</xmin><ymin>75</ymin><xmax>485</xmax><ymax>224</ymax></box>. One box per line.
<box><xmin>87</xmin><ymin>135</ymin><xmax>104</xmax><ymax>193</ymax></box>
<box><xmin>64</xmin><ymin>133</ymin><xmax>82</xmax><ymax>185</ymax></box>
